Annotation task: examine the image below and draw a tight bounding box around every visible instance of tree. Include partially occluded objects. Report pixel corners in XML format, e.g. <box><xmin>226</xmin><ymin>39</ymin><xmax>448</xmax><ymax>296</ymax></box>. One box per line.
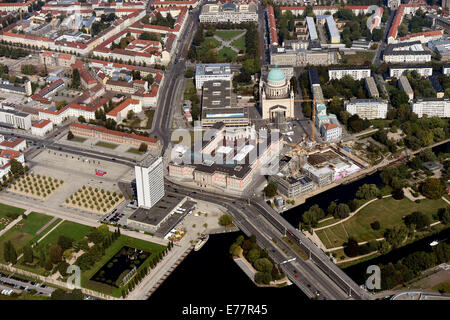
<box><xmin>392</xmin><ymin>188</ymin><xmax>404</xmax><ymax>200</ymax></box>
<box><xmin>247</xmin><ymin>248</ymin><xmax>261</xmax><ymax>263</ymax></box>
<box><xmin>71</xmin><ymin>68</ymin><xmax>81</xmax><ymax>89</ymax></box>
<box><xmin>356</xmin><ymin>184</ymin><xmax>379</xmax><ymax>200</ymax></box>
<box><xmin>264</xmin><ymin>181</ymin><xmax>277</xmax><ymax>197</ymax></box>
<box><xmin>49</xmin><ymin>245</ymin><xmax>63</xmax><ymax>264</ymax></box>
<box><xmin>404</xmin><ymin>211</ymin><xmax>431</xmax><ymax>230</ymax></box>
<box><xmin>344</xmin><ymin>238</ymin><xmax>360</xmax><ymax>257</ymax></box>
<box><xmin>301</xmin><ymin>204</ymin><xmax>325</xmax><ymax>228</ymax></box>
<box><xmin>421</xmin><ymin>178</ymin><xmax>446</xmax><ymax>200</ymax></box>
<box><xmin>370</xmin><ymin>221</ymin><xmax>381</xmax><ymax>230</ymax></box>
<box><xmin>67</xmin><ymin>130</ymin><xmax>75</xmax><ymax>140</ymax></box>
<box><xmin>219</xmin><ymin>214</ymin><xmax>233</xmax><ymax>226</ymax></box>
<box><xmin>184</xmin><ymin>69</ymin><xmax>194</xmax><ymax>78</ymax></box>
<box><xmin>385</xmin><ymin>225</ymin><xmax>408</xmax><ymax>248</ymax></box>
<box><xmin>438</xmin><ymin>207</ymin><xmax>450</xmax><ymax>225</ymax></box>
<box><xmin>334</xmin><ymin>203</ymin><xmax>350</xmax><ymax>219</ymax></box>
<box><xmin>23</xmin><ymin>245</ymin><xmax>33</xmax><ymax>263</ymax></box>
<box><xmin>58</xmin><ymin>235</ymin><xmax>74</xmax><ymax>251</ymax></box>
<box><xmin>327</xmin><ymin>201</ymin><xmax>337</xmax><ymax>216</ymax></box>
<box><xmin>78</xmin><ymin>115</ymin><xmax>86</xmax><ymax>123</ymax></box>
<box><xmin>254</xmin><ymin>258</ymin><xmax>273</xmax><ymax>273</ymax></box>
<box><xmin>138</xmin><ymin>143</ymin><xmax>148</xmax><ymax>153</ymax></box>
<box><xmin>3</xmin><ymin>241</ymin><xmax>11</xmax><ymax>262</ymax></box>
<box><xmin>255</xmin><ymin>272</ymin><xmax>272</xmax><ymax>285</ymax></box>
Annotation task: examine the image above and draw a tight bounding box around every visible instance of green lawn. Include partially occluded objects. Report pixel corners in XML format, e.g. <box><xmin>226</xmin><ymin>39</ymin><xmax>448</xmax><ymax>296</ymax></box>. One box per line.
<box><xmin>203</xmin><ymin>37</ymin><xmax>221</xmax><ymax>48</ymax></box>
<box><xmin>0</xmin><ymin>212</ymin><xmax>52</xmax><ymax>261</ymax></box>
<box><xmin>214</xmin><ymin>30</ymin><xmax>244</xmax><ymax>41</ymax></box>
<box><xmin>317</xmin><ymin>197</ymin><xmax>446</xmax><ymax>249</ymax></box>
<box><xmin>71</xmin><ymin>136</ymin><xmax>87</xmax><ymax>143</ymax></box>
<box><xmin>95</xmin><ymin>141</ymin><xmax>118</xmax><ymax>149</ymax></box>
<box><xmin>35</xmin><ymin>220</ymin><xmax>93</xmax><ymax>251</ymax></box>
<box><xmin>341</xmin><ymin>51</ymin><xmax>375</xmax><ymax>65</ymax></box>
<box><xmin>127</xmin><ymin>148</ymin><xmax>144</xmax><ymax>154</ymax></box>
<box><xmin>0</xmin><ymin>203</ymin><xmax>26</xmax><ymax>231</ymax></box>
<box><xmin>0</xmin><ymin>203</ymin><xmax>26</xmax><ymax>217</ymax></box>
<box><xmin>218</xmin><ymin>47</ymin><xmax>237</xmax><ymax>61</ymax></box>
<box><xmin>231</xmin><ymin>35</ymin><xmax>246</xmax><ymax>51</ymax></box>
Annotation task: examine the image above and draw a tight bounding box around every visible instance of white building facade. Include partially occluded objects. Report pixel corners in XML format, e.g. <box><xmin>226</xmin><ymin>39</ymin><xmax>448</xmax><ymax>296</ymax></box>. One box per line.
<box><xmin>344</xmin><ymin>99</ymin><xmax>388</xmax><ymax>119</ymax></box>
<box><xmin>411</xmin><ymin>99</ymin><xmax>450</xmax><ymax>118</ymax></box>
<box><xmin>135</xmin><ymin>157</ymin><xmax>165</xmax><ymax>209</ymax></box>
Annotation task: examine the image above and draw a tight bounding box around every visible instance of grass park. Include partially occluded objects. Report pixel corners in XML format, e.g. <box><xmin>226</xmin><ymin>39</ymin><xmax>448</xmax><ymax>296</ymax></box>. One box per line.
<box><xmin>218</xmin><ymin>47</ymin><xmax>237</xmax><ymax>60</ymax></box>
<box><xmin>70</xmin><ymin>136</ymin><xmax>87</xmax><ymax>143</ymax></box>
<box><xmin>0</xmin><ymin>212</ymin><xmax>53</xmax><ymax>263</ymax></box>
<box><xmin>316</xmin><ymin>197</ymin><xmax>447</xmax><ymax>249</ymax></box>
<box><xmin>231</xmin><ymin>35</ymin><xmax>246</xmax><ymax>52</ymax></box>
<box><xmin>214</xmin><ymin>30</ymin><xmax>244</xmax><ymax>41</ymax></box>
<box><xmin>0</xmin><ymin>203</ymin><xmax>25</xmax><ymax>230</ymax></box>
<box><xmin>95</xmin><ymin>141</ymin><xmax>118</xmax><ymax>149</ymax></box>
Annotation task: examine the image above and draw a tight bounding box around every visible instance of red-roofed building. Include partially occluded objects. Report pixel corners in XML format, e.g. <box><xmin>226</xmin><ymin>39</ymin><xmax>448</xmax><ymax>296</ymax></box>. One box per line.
<box><xmin>267</xmin><ymin>6</ymin><xmax>278</xmax><ymax>46</ymax></box>
<box><xmin>69</xmin><ymin>122</ymin><xmax>159</xmax><ymax>149</ymax></box>
<box><xmin>0</xmin><ymin>148</ymin><xmax>24</xmax><ymax>179</ymax></box>
<box><xmin>0</xmin><ymin>136</ymin><xmax>26</xmax><ymax>152</ymax></box>
<box><xmin>106</xmin><ymin>98</ymin><xmax>142</xmax><ymax>123</ymax></box>
<box><xmin>31</xmin><ymin>119</ymin><xmax>53</xmax><ymax>137</ymax></box>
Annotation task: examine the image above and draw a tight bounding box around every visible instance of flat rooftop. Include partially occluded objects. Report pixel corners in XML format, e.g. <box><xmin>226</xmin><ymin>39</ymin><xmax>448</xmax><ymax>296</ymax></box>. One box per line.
<box><xmin>196</xmin><ymin>63</ymin><xmax>231</xmax><ymax>77</ymax></box>
<box><xmin>128</xmin><ymin>192</ymin><xmax>188</xmax><ymax>228</ymax></box>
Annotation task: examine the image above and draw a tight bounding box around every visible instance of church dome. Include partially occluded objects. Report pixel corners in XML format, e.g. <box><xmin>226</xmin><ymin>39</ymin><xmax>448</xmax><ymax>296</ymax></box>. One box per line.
<box><xmin>267</xmin><ymin>68</ymin><xmax>286</xmax><ymax>83</ymax></box>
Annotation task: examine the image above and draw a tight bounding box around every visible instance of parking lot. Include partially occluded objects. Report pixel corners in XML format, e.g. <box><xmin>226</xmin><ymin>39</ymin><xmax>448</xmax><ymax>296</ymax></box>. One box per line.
<box><xmin>0</xmin><ymin>272</ymin><xmax>54</xmax><ymax>297</ymax></box>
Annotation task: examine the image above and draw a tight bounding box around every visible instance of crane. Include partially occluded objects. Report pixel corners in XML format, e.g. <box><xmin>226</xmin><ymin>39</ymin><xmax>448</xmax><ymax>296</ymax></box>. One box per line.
<box><xmin>293</xmin><ymin>98</ymin><xmax>333</xmax><ymax>142</ymax></box>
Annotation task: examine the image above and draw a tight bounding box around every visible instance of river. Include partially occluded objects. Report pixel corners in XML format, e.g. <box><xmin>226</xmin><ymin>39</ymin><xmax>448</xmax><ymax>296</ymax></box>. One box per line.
<box><xmin>148</xmin><ymin>142</ymin><xmax>449</xmax><ymax>303</ymax></box>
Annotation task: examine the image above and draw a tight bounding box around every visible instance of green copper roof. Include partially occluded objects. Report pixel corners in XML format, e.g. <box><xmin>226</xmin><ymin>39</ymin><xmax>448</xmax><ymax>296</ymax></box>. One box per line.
<box><xmin>267</xmin><ymin>68</ymin><xmax>285</xmax><ymax>82</ymax></box>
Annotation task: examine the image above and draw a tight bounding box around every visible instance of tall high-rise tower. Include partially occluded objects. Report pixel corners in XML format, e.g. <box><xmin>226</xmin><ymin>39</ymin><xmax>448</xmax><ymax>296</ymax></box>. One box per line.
<box><xmin>135</xmin><ymin>156</ymin><xmax>164</xmax><ymax>209</ymax></box>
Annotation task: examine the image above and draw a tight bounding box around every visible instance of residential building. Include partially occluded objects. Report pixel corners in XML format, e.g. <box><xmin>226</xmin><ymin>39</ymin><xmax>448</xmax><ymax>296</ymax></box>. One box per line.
<box><xmin>272</xmin><ymin>174</ymin><xmax>314</xmax><ymax>198</ymax></box>
<box><xmin>383</xmin><ymin>41</ymin><xmax>431</xmax><ymax>63</ymax></box>
<box><xmin>195</xmin><ymin>63</ymin><xmax>232</xmax><ymax>89</ymax></box>
<box><xmin>199</xmin><ymin>3</ymin><xmax>258</xmax><ymax>23</ymax></box>
<box><xmin>135</xmin><ymin>156</ymin><xmax>165</xmax><ymax>209</ymax></box>
<box><xmin>344</xmin><ymin>99</ymin><xmax>388</xmax><ymax>119</ymax></box>
<box><xmin>389</xmin><ymin>65</ymin><xmax>433</xmax><ymax>78</ymax></box>
<box><xmin>321</xmin><ymin>123</ymin><xmax>342</xmax><ymax>142</ymax></box>
<box><xmin>398</xmin><ymin>75</ymin><xmax>414</xmax><ymax>101</ymax></box>
<box><xmin>411</xmin><ymin>98</ymin><xmax>450</xmax><ymax>118</ymax></box>
<box><xmin>328</xmin><ymin>67</ymin><xmax>371</xmax><ymax>80</ymax></box>
<box><xmin>365</xmin><ymin>77</ymin><xmax>379</xmax><ymax>98</ymax></box>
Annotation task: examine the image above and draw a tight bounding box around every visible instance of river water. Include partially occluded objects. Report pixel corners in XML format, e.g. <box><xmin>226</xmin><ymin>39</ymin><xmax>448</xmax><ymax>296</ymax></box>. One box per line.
<box><xmin>149</xmin><ymin>143</ymin><xmax>449</xmax><ymax>303</ymax></box>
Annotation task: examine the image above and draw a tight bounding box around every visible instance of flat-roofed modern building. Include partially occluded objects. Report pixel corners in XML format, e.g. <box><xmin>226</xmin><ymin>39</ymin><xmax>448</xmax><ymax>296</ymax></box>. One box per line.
<box><xmin>389</xmin><ymin>65</ymin><xmax>433</xmax><ymax>78</ymax></box>
<box><xmin>325</xmin><ymin>15</ymin><xmax>340</xmax><ymax>44</ymax></box>
<box><xmin>201</xmin><ymin>80</ymin><xmax>249</xmax><ymax>127</ymax></box>
<box><xmin>328</xmin><ymin>67</ymin><xmax>371</xmax><ymax>80</ymax></box>
<box><xmin>344</xmin><ymin>98</ymin><xmax>388</xmax><ymax>119</ymax></box>
<box><xmin>135</xmin><ymin>156</ymin><xmax>165</xmax><ymax>209</ymax></box>
<box><xmin>398</xmin><ymin>76</ymin><xmax>414</xmax><ymax>101</ymax></box>
<box><xmin>199</xmin><ymin>3</ymin><xmax>258</xmax><ymax>23</ymax></box>
<box><xmin>0</xmin><ymin>108</ymin><xmax>31</xmax><ymax>130</ymax></box>
<box><xmin>365</xmin><ymin>77</ymin><xmax>379</xmax><ymax>98</ymax></box>
<box><xmin>306</xmin><ymin>16</ymin><xmax>318</xmax><ymax>41</ymax></box>
<box><xmin>272</xmin><ymin>174</ymin><xmax>314</xmax><ymax>198</ymax></box>
<box><xmin>195</xmin><ymin>63</ymin><xmax>232</xmax><ymax>89</ymax></box>
<box><xmin>411</xmin><ymin>98</ymin><xmax>450</xmax><ymax>118</ymax></box>
<box><xmin>383</xmin><ymin>41</ymin><xmax>431</xmax><ymax>63</ymax></box>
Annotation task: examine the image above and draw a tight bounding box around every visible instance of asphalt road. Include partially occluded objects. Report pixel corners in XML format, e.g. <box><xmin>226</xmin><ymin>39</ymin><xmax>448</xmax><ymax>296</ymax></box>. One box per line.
<box><xmin>165</xmin><ymin>181</ymin><xmax>372</xmax><ymax>300</ymax></box>
<box><xmin>149</xmin><ymin>6</ymin><xmax>202</xmax><ymax>153</ymax></box>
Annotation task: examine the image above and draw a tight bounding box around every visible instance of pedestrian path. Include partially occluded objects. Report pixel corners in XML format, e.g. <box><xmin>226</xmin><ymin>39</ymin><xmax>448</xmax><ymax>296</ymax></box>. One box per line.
<box><xmin>0</xmin><ymin>209</ymin><xmax>31</xmax><ymax>238</ymax></box>
<box><xmin>314</xmin><ymin>195</ymin><xmax>392</xmax><ymax>232</ymax></box>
